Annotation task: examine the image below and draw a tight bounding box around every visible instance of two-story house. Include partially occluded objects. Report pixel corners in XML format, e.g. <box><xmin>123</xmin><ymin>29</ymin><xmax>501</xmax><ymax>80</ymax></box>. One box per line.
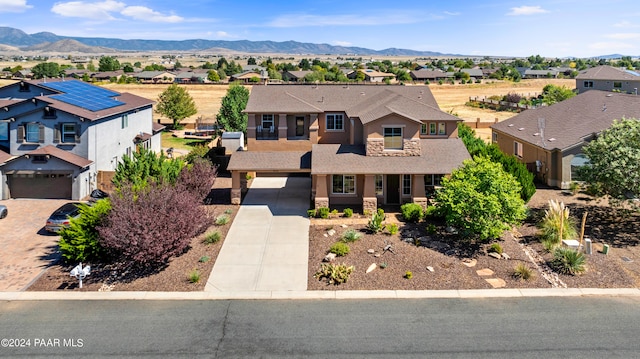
<box><xmin>227</xmin><ymin>84</ymin><xmax>470</xmax><ymax>213</ymax></box>
<box><xmin>0</xmin><ymin>79</ymin><xmax>162</xmax><ymax>200</ymax></box>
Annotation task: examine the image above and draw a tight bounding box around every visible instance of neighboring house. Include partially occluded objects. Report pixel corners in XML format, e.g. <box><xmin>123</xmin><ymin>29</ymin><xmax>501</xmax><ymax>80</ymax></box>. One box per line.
<box><xmin>0</xmin><ymin>79</ymin><xmax>161</xmax><ymax>200</ymax></box>
<box><xmin>174</xmin><ymin>70</ymin><xmax>210</xmax><ymax>84</ymax></box>
<box><xmin>409</xmin><ymin>69</ymin><xmax>453</xmax><ymax>82</ymax></box>
<box><xmin>348</xmin><ymin>69</ymin><xmax>396</xmax><ymax>82</ymax></box>
<box><xmin>134</xmin><ymin>71</ymin><xmax>176</xmax><ymax>83</ymax></box>
<box><xmin>491</xmin><ymin>90</ymin><xmax>640</xmax><ymax>189</ymax></box>
<box><xmin>282</xmin><ymin>70</ymin><xmax>313</xmax><ymax>82</ymax></box>
<box><xmin>461</xmin><ymin>68</ymin><xmax>484</xmax><ymax>79</ymax></box>
<box><xmin>576</xmin><ymin>65</ymin><xmax>640</xmax><ymax>94</ymax></box>
<box><xmin>230</xmin><ymin>70</ymin><xmax>268</xmax><ymax>84</ymax></box>
<box><xmin>227</xmin><ymin>85</ymin><xmax>471</xmax><ymax>212</ymax></box>
<box><xmin>91</xmin><ymin>71</ymin><xmax>124</xmax><ymax>82</ymax></box>
<box><xmin>12</xmin><ymin>70</ymin><xmax>32</xmax><ymax>79</ymax></box>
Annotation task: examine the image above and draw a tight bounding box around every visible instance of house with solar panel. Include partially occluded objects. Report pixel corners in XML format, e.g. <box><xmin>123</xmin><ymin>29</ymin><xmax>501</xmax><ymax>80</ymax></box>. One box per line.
<box><xmin>576</xmin><ymin>65</ymin><xmax>640</xmax><ymax>94</ymax></box>
<box><xmin>227</xmin><ymin>84</ymin><xmax>471</xmax><ymax>212</ymax></box>
<box><xmin>0</xmin><ymin>79</ymin><xmax>162</xmax><ymax>200</ymax></box>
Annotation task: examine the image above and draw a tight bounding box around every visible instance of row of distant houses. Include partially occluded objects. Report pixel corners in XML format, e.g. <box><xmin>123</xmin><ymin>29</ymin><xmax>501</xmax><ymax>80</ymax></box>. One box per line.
<box><xmin>409</xmin><ymin>67</ymin><xmax>576</xmax><ymax>82</ymax></box>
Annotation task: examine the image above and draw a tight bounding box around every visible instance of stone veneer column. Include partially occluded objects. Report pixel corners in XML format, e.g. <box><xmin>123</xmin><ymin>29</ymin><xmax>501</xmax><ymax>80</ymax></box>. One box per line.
<box><xmin>231</xmin><ymin>171</ymin><xmax>242</xmax><ymax>205</ymax></box>
<box><xmin>366</xmin><ymin>138</ymin><xmax>422</xmax><ymax>157</ymax></box>
<box><xmin>362</xmin><ymin>174</ymin><xmax>378</xmax><ymax>214</ymax></box>
<box><xmin>314</xmin><ymin>174</ymin><xmax>329</xmax><ymax>209</ymax></box>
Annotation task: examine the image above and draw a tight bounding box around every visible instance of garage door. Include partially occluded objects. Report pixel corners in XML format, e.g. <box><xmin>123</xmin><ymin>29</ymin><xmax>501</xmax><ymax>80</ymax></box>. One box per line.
<box><xmin>7</xmin><ymin>173</ymin><xmax>72</xmax><ymax>199</ymax></box>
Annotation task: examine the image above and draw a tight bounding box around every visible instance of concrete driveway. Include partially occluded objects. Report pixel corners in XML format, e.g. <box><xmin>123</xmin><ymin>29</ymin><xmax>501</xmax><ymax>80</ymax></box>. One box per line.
<box><xmin>206</xmin><ymin>177</ymin><xmax>310</xmax><ymax>292</ymax></box>
<box><xmin>0</xmin><ymin>199</ymin><xmax>70</xmax><ymax>291</ymax></box>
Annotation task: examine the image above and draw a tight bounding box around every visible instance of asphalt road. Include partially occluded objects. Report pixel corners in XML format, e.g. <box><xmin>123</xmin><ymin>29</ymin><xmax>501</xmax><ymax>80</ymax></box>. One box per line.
<box><xmin>1</xmin><ymin>297</ymin><xmax>639</xmax><ymax>358</ymax></box>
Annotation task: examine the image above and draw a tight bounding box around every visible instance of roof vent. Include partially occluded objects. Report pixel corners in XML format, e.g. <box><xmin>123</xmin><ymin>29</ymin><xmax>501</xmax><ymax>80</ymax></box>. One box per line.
<box><xmin>518</xmin><ymin>127</ymin><xmax>525</xmax><ymax>131</ymax></box>
<box><xmin>548</xmin><ymin>138</ymin><xmax>556</xmax><ymax>141</ymax></box>
<box><xmin>602</xmin><ymin>104</ymin><xmax>607</xmax><ymax>111</ymax></box>
<box><xmin>606</xmin><ymin>94</ymin><xmax>613</xmax><ymax>97</ymax></box>
<box><xmin>533</xmin><ymin>132</ymin><xmax>539</xmax><ymax>136</ymax></box>
<box><xmin>508</xmin><ymin>124</ymin><xmax>514</xmax><ymax>127</ymax></box>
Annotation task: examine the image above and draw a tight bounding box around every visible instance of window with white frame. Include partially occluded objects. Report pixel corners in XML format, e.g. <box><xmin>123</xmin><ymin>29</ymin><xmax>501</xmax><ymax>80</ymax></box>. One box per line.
<box><xmin>420</xmin><ymin>123</ymin><xmax>427</xmax><ymax>134</ymax></box>
<box><xmin>429</xmin><ymin>122</ymin><xmax>437</xmax><ymax>135</ymax></box>
<box><xmin>438</xmin><ymin>122</ymin><xmax>446</xmax><ymax>135</ymax></box>
<box><xmin>402</xmin><ymin>174</ymin><xmax>411</xmax><ymax>196</ymax></box>
<box><xmin>332</xmin><ymin>174</ymin><xmax>355</xmax><ymax>194</ymax></box>
<box><xmin>121</xmin><ymin>114</ymin><xmax>128</xmax><ymax>129</ymax></box>
<box><xmin>61</xmin><ymin>123</ymin><xmax>76</xmax><ymax>143</ymax></box>
<box><xmin>326</xmin><ymin>113</ymin><xmax>344</xmax><ymax>131</ymax></box>
<box><xmin>383</xmin><ymin>127</ymin><xmax>403</xmax><ymax>150</ymax></box>
<box><xmin>514</xmin><ymin>141</ymin><xmax>523</xmax><ymax>158</ymax></box>
<box><xmin>25</xmin><ymin>123</ymin><xmax>40</xmax><ymax>143</ymax></box>
<box><xmin>0</xmin><ymin>122</ymin><xmax>7</xmax><ymax>141</ymax></box>
<box><xmin>374</xmin><ymin>174</ymin><xmax>383</xmax><ymax>195</ymax></box>
<box><xmin>261</xmin><ymin>114</ymin><xmax>274</xmax><ymax>129</ymax></box>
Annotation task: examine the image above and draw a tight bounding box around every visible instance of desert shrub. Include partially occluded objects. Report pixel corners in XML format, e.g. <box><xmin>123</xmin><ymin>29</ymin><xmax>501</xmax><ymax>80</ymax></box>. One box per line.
<box><xmin>314</xmin><ymin>263</ymin><xmax>354</xmax><ymax>285</ymax></box>
<box><xmin>317</xmin><ymin>207</ymin><xmax>330</xmax><ymax>219</ymax></box>
<box><xmin>569</xmin><ymin>181</ymin><xmax>580</xmax><ymax>195</ymax></box>
<box><xmin>401</xmin><ymin>203</ymin><xmax>423</xmax><ymax>222</ymax></box>
<box><xmin>199</xmin><ymin>255</ymin><xmax>210</xmax><ymax>263</ymax></box>
<box><xmin>188</xmin><ymin>269</ymin><xmax>201</xmax><ymax>283</ymax></box>
<box><xmin>215</xmin><ymin>214</ymin><xmax>230</xmax><ymax>225</ymax></box>
<box><xmin>59</xmin><ymin>199</ymin><xmax>112</xmax><ymax>263</ymax></box>
<box><xmin>203</xmin><ymin>231</ymin><xmax>221</xmax><ymax>245</ymax></box>
<box><xmin>331</xmin><ymin>209</ymin><xmax>339</xmax><ymax>216</ymax></box>
<box><xmin>98</xmin><ymin>182</ymin><xmax>212</xmax><ymax>267</ymax></box>
<box><xmin>329</xmin><ymin>242</ymin><xmax>350</xmax><ymax>256</ymax></box>
<box><xmin>504</xmin><ymin>92</ymin><xmax>522</xmax><ymax>103</ymax></box>
<box><xmin>538</xmin><ymin>200</ymin><xmax>578</xmax><ymax>250</ymax></box>
<box><xmin>387</xmin><ymin>223</ymin><xmax>399</xmax><ymax>235</ymax></box>
<box><xmin>367</xmin><ymin>209</ymin><xmax>385</xmax><ymax>233</ymax></box>
<box><xmin>341</xmin><ymin>229</ymin><xmax>362</xmax><ymax>243</ymax></box>
<box><xmin>224</xmin><ymin>209</ymin><xmax>233</xmax><ymax>215</ymax></box>
<box><xmin>550</xmin><ymin>247</ymin><xmax>586</xmax><ymax>275</ymax></box>
<box><xmin>513</xmin><ymin>263</ymin><xmax>535</xmax><ymax>281</ymax></box>
<box><xmin>489</xmin><ymin>243</ymin><xmax>503</xmax><ymax>255</ymax></box>
<box><xmin>380</xmin><ymin>262</ymin><xmax>388</xmax><ymax>269</ymax></box>
<box><xmin>343</xmin><ymin>208</ymin><xmax>353</xmax><ymax>218</ymax></box>
<box><xmin>404</xmin><ymin>271</ymin><xmax>413</xmax><ymax>279</ymax></box>
<box><xmin>307</xmin><ymin>209</ymin><xmax>317</xmax><ymax>218</ymax></box>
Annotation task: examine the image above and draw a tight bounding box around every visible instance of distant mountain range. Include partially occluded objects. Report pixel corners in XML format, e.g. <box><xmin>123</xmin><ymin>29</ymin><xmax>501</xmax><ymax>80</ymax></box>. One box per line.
<box><xmin>0</xmin><ymin>26</ymin><xmax>453</xmax><ymax>56</ymax></box>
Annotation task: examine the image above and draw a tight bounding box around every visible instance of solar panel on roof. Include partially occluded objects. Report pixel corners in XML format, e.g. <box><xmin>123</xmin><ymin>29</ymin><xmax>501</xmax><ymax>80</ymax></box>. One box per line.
<box><xmin>40</xmin><ymin>79</ymin><xmax>124</xmax><ymax>112</ymax></box>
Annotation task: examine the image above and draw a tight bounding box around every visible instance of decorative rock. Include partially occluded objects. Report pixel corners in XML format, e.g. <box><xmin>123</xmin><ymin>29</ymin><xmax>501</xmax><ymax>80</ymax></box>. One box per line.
<box><xmin>501</xmin><ymin>253</ymin><xmax>511</xmax><ymax>260</ymax></box>
<box><xmin>323</xmin><ymin>233</ymin><xmax>328</xmax><ymax>238</ymax></box>
<box><xmin>488</xmin><ymin>252</ymin><xmax>502</xmax><ymax>259</ymax></box>
<box><xmin>367</xmin><ymin>249</ymin><xmax>375</xmax><ymax>254</ymax></box>
<box><xmin>476</xmin><ymin>268</ymin><xmax>495</xmax><ymax>276</ymax></box>
<box><xmin>462</xmin><ymin>258</ymin><xmax>477</xmax><ymax>267</ymax></box>
<box><xmin>374</xmin><ymin>254</ymin><xmax>381</xmax><ymax>258</ymax></box>
<box><xmin>341</xmin><ymin>224</ymin><xmax>348</xmax><ymax>228</ymax></box>
<box><xmin>426</xmin><ymin>266</ymin><xmax>434</xmax><ymax>272</ymax></box>
<box><xmin>327</xmin><ymin>229</ymin><xmax>336</xmax><ymax>236</ymax></box>
<box><xmin>366</xmin><ymin>263</ymin><xmax>377</xmax><ymax>273</ymax></box>
<box><xmin>485</xmin><ymin>278</ymin><xmax>507</xmax><ymax>288</ymax></box>
<box><xmin>323</xmin><ymin>253</ymin><xmax>337</xmax><ymax>262</ymax></box>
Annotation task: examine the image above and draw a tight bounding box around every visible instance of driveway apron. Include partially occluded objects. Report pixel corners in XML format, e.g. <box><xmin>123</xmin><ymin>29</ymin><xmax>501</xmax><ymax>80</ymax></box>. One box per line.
<box><xmin>205</xmin><ymin>177</ymin><xmax>310</xmax><ymax>292</ymax></box>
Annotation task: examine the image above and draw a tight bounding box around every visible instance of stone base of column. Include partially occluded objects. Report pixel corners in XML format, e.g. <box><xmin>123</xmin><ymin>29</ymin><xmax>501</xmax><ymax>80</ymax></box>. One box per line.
<box><xmin>362</xmin><ymin>197</ymin><xmax>377</xmax><ymax>215</ymax></box>
<box><xmin>231</xmin><ymin>189</ymin><xmax>242</xmax><ymax>205</ymax></box>
<box><xmin>412</xmin><ymin>197</ymin><xmax>429</xmax><ymax>209</ymax></box>
<box><xmin>314</xmin><ymin>197</ymin><xmax>329</xmax><ymax>209</ymax></box>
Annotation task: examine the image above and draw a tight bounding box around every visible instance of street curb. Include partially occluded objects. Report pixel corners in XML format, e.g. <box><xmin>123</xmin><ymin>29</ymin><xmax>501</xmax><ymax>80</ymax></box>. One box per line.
<box><xmin>1</xmin><ymin>288</ymin><xmax>639</xmax><ymax>301</ymax></box>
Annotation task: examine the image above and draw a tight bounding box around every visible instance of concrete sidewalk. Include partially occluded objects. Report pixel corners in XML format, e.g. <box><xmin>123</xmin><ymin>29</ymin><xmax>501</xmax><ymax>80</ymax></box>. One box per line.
<box><xmin>205</xmin><ymin>177</ymin><xmax>310</xmax><ymax>292</ymax></box>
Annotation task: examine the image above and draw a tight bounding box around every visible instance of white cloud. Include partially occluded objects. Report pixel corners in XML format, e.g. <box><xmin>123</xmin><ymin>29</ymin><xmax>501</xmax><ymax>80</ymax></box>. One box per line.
<box><xmin>121</xmin><ymin>6</ymin><xmax>183</xmax><ymax>23</ymax></box>
<box><xmin>333</xmin><ymin>41</ymin><xmax>352</xmax><ymax>47</ymax></box>
<box><xmin>215</xmin><ymin>31</ymin><xmax>233</xmax><ymax>38</ymax></box>
<box><xmin>507</xmin><ymin>6</ymin><xmax>549</xmax><ymax>16</ymax></box>
<box><xmin>0</xmin><ymin>0</ymin><xmax>32</xmax><ymax>13</ymax></box>
<box><xmin>51</xmin><ymin>1</ymin><xmax>125</xmax><ymax>20</ymax></box>
<box><xmin>268</xmin><ymin>12</ymin><xmax>420</xmax><ymax>27</ymax></box>
<box><xmin>443</xmin><ymin>11</ymin><xmax>460</xmax><ymax>16</ymax></box>
<box><xmin>605</xmin><ymin>33</ymin><xmax>640</xmax><ymax>40</ymax></box>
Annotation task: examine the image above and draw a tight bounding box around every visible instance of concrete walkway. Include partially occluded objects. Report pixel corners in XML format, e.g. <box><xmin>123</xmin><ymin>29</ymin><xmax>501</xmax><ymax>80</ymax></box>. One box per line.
<box><xmin>205</xmin><ymin>177</ymin><xmax>310</xmax><ymax>292</ymax></box>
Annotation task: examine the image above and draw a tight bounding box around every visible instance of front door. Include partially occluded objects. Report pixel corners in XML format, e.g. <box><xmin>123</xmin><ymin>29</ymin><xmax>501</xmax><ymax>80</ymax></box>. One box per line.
<box><xmin>386</xmin><ymin>175</ymin><xmax>400</xmax><ymax>204</ymax></box>
<box><xmin>295</xmin><ymin>117</ymin><xmax>305</xmax><ymax>137</ymax></box>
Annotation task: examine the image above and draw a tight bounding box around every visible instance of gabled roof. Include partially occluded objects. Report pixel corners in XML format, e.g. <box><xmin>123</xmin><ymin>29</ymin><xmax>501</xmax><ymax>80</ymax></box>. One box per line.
<box><xmin>283</xmin><ymin>70</ymin><xmax>313</xmax><ymax>79</ymax></box>
<box><xmin>26</xmin><ymin>145</ymin><xmax>93</xmax><ymax>168</ymax></box>
<box><xmin>245</xmin><ymin>85</ymin><xmax>458</xmax><ymax>124</ymax></box>
<box><xmin>134</xmin><ymin>71</ymin><xmax>175</xmax><ymax>79</ymax></box>
<box><xmin>410</xmin><ymin>69</ymin><xmax>452</xmax><ymax>79</ymax></box>
<box><xmin>576</xmin><ymin>65</ymin><xmax>640</xmax><ymax>81</ymax></box>
<box><xmin>0</xmin><ymin>148</ymin><xmax>13</xmax><ymax>164</ymax></box>
<box><xmin>491</xmin><ymin>90</ymin><xmax>640</xmax><ymax>151</ymax></box>
<box><xmin>358</xmin><ymin>69</ymin><xmax>395</xmax><ymax>78</ymax></box>
<box><xmin>34</xmin><ymin>92</ymin><xmax>153</xmax><ymax>122</ymax></box>
<box><xmin>461</xmin><ymin>68</ymin><xmax>483</xmax><ymax>77</ymax></box>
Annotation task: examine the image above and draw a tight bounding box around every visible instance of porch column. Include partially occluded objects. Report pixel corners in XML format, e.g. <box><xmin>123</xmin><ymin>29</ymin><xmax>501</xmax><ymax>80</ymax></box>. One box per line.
<box><xmin>412</xmin><ymin>174</ymin><xmax>428</xmax><ymax>208</ymax></box>
<box><xmin>314</xmin><ymin>174</ymin><xmax>329</xmax><ymax>209</ymax></box>
<box><xmin>231</xmin><ymin>170</ymin><xmax>242</xmax><ymax>205</ymax></box>
<box><xmin>309</xmin><ymin>114</ymin><xmax>319</xmax><ymax>144</ymax></box>
<box><xmin>278</xmin><ymin>113</ymin><xmax>287</xmax><ymax>140</ymax></box>
<box><xmin>362</xmin><ymin>174</ymin><xmax>377</xmax><ymax>215</ymax></box>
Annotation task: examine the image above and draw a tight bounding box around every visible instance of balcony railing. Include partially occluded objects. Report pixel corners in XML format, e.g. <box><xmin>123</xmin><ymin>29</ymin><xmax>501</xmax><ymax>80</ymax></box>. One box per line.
<box><xmin>256</xmin><ymin>126</ymin><xmax>278</xmax><ymax>140</ymax></box>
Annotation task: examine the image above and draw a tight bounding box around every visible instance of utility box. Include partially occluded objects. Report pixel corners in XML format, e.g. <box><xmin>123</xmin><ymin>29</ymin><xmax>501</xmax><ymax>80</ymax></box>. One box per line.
<box><xmin>221</xmin><ymin>132</ymin><xmax>244</xmax><ymax>154</ymax></box>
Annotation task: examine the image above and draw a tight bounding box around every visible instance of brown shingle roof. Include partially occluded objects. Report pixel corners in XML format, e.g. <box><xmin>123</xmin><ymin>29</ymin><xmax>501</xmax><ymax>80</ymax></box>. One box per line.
<box><xmin>311</xmin><ymin>139</ymin><xmax>470</xmax><ymax>175</ymax></box>
<box><xmin>227</xmin><ymin>151</ymin><xmax>311</xmax><ymax>172</ymax></box>
<box><xmin>491</xmin><ymin>90</ymin><xmax>640</xmax><ymax>151</ymax></box>
<box><xmin>576</xmin><ymin>65</ymin><xmax>640</xmax><ymax>81</ymax></box>
<box><xmin>245</xmin><ymin>85</ymin><xmax>453</xmax><ymax>123</ymax></box>
<box><xmin>0</xmin><ymin>149</ymin><xmax>13</xmax><ymax>164</ymax></box>
<box><xmin>27</xmin><ymin>145</ymin><xmax>93</xmax><ymax>168</ymax></box>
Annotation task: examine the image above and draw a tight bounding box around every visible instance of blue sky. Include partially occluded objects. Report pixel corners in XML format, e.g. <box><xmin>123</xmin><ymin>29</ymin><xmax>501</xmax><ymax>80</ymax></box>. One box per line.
<box><xmin>1</xmin><ymin>0</ymin><xmax>639</xmax><ymax>58</ymax></box>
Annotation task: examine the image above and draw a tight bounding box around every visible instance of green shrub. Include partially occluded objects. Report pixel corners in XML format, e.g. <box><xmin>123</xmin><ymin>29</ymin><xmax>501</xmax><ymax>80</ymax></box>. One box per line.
<box><xmin>404</xmin><ymin>271</ymin><xmax>413</xmax><ymax>279</ymax></box>
<box><xmin>424</xmin><ymin>205</ymin><xmax>443</xmax><ymax>219</ymax></box>
<box><xmin>318</xmin><ymin>207</ymin><xmax>330</xmax><ymax>219</ymax></box>
<box><xmin>489</xmin><ymin>243</ymin><xmax>503</xmax><ymax>255</ymax></box>
<box><xmin>203</xmin><ymin>231</ymin><xmax>221</xmax><ymax>245</ymax></box>
<box><xmin>59</xmin><ymin>199</ymin><xmax>111</xmax><ymax>263</ymax></box>
<box><xmin>538</xmin><ymin>199</ymin><xmax>578</xmax><ymax>250</ymax></box>
<box><xmin>314</xmin><ymin>263</ymin><xmax>354</xmax><ymax>285</ymax></box>
<box><xmin>199</xmin><ymin>255</ymin><xmax>210</xmax><ymax>263</ymax></box>
<box><xmin>426</xmin><ymin>223</ymin><xmax>437</xmax><ymax>234</ymax></box>
<box><xmin>307</xmin><ymin>209</ymin><xmax>317</xmax><ymax>218</ymax></box>
<box><xmin>569</xmin><ymin>181</ymin><xmax>580</xmax><ymax>195</ymax></box>
<box><xmin>329</xmin><ymin>242</ymin><xmax>350</xmax><ymax>256</ymax></box>
<box><xmin>367</xmin><ymin>209</ymin><xmax>385</xmax><ymax>233</ymax></box>
<box><xmin>184</xmin><ymin>145</ymin><xmax>210</xmax><ymax>164</ymax></box>
<box><xmin>188</xmin><ymin>269</ymin><xmax>201</xmax><ymax>283</ymax></box>
<box><xmin>341</xmin><ymin>229</ymin><xmax>362</xmax><ymax>243</ymax></box>
<box><xmin>551</xmin><ymin>247</ymin><xmax>586</xmax><ymax>275</ymax></box>
<box><xmin>224</xmin><ymin>209</ymin><xmax>233</xmax><ymax>215</ymax></box>
<box><xmin>215</xmin><ymin>214</ymin><xmax>230</xmax><ymax>225</ymax></box>
<box><xmin>513</xmin><ymin>263</ymin><xmax>535</xmax><ymax>281</ymax></box>
<box><xmin>343</xmin><ymin>208</ymin><xmax>353</xmax><ymax>218</ymax></box>
<box><xmin>401</xmin><ymin>203</ymin><xmax>423</xmax><ymax>222</ymax></box>
<box><xmin>386</xmin><ymin>223</ymin><xmax>399</xmax><ymax>235</ymax></box>
<box><xmin>245</xmin><ymin>173</ymin><xmax>253</xmax><ymax>181</ymax></box>
<box><xmin>331</xmin><ymin>209</ymin><xmax>339</xmax><ymax>216</ymax></box>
